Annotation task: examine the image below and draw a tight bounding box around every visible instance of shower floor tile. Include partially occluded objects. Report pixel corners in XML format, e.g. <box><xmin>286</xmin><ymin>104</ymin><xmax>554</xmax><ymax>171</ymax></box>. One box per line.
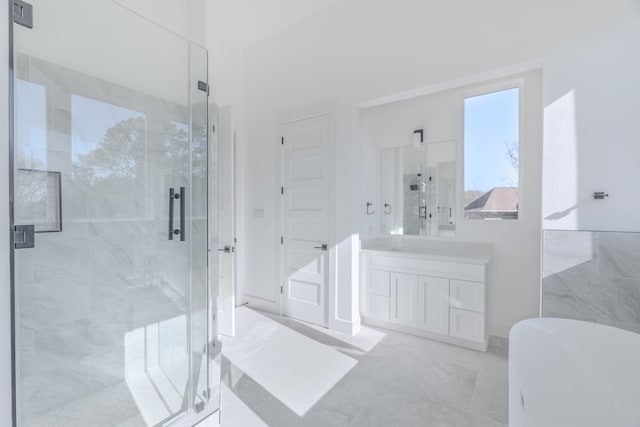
<box><xmin>23</xmin><ymin>382</ymin><xmax>141</xmax><ymax>427</ymax></box>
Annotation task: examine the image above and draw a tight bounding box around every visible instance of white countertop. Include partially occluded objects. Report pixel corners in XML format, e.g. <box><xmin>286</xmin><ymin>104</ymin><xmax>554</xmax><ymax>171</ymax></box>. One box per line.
<box><xmin>360</xmin><ymin>237</ymin><xmax>492</xmax><ymax>264</ymax></box>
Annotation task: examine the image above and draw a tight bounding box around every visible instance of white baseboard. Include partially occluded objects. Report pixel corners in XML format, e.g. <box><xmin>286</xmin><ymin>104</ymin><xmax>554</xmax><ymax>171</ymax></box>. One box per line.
<box><xmin>329</xmin><ymin>316</ymin><xmax>361</xmax><ymax>336</ymax></box>
<box><xmin>241</xmin><ymin>294</ymin><xmax>279</xmax><ymax>315</ymax></box>
<box><xmin>362</xmin><ymin>317</ymin><xmax>488</xmax><ymax>352</ymax></box>
<box><xmin>488</xmin><ymin>320</ymin><xmax>514</xmax><ymax>339</ymax></box>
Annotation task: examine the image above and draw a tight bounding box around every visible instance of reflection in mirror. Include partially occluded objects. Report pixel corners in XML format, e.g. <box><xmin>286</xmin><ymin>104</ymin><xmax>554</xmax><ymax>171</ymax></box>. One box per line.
<box><xmin>380</xmin><ymin>140</ymin><xmax>456</xmax><ymax>237</ymax></box>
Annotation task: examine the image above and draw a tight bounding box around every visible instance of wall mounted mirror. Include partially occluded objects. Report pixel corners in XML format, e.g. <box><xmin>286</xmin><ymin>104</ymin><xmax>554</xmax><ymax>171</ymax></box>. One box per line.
<box><xmin>380</xmin><ymin>140</ymin><xmax>456</xmax><ymax>237</ymax></box>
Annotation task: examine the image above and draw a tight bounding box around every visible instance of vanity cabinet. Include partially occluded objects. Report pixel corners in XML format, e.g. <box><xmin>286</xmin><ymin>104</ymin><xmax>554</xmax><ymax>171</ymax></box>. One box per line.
<box><xmin>360</xmin><ymin>248</ymin><xmax>490</xmax><ymax>351</ymax></box>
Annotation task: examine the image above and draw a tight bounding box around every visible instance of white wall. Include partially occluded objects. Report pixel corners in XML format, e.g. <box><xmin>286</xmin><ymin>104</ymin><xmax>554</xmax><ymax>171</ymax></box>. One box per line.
<box><xmin>2</xmin><ymin>2</ymin><xmax>14</xmax><ymax>425</ymax></box>
<box><xmin>113</xmin><ymin>0</ymin><xmax>206</xmax><ymax>46</ymax></box>
<box><xmin>235</xmin><ymin>0</ymin><xmax>630</xmax><ymax>336</ymax></box>
<box><xmin>360</xmin><ymin>71</ymin><xmax>543</xmax><ymax>336</ymax></box>
<box><xmin>207</xmin><ymin>0</ymin><xmax>346</xmax><ymax>48</ymax></box>
<box><xmin>543</xmin><ymin>4</ymin><xmax>640</xmax><ymax>231</ymax></box>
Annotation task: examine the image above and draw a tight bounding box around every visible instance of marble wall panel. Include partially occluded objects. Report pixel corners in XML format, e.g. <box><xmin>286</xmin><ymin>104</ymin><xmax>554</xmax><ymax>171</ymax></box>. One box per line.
<box><xmin>20</xmin><ymin>364</ymin><xmax>92</xmax><ymax>421</ymax></box>
<box><xmin>19</xmin><ymin>278</ymin><xmax>91</xmax><ymax>330</ymax></box>
<box><xmin>599</xmin><ymin>232</ymin><xmax>640</xmax><ymax>280</ymax></box>
<box><xmin>33</xmin><ymin>310</ymin><xmax>130</xmax><ymax>373</ymax></box>
<box><xmin>20</xmin><ymin>328</ymin><xmax>36</xmax><ymax>379</ymax></box>
<box><xmin>32</xmin><ymin>234</ymin><xmax>92</xmax><ymax>282</ymax></box>
<box><xmin>90</xmin><ymin>233</ymin><xmax>135</xmax><ymax>279</ymax></box>
<box><xmin>543</xmin><ymin>230</ymin><xmax>640</xmax><ymax>333</ymax></box>
<box><xmin>85</xmin><ymin>346</ymin><xmax>126</xmax><ymax>390</ymax></box>
<box><xmin>403</xmin><ymin>174</ymin><xmax>420</xmax><ymax>235</ymax></box>
<box><xmin>542</xmin><ymin>230</ymin><xmax>597</xmax><ymax>278</ymax></box>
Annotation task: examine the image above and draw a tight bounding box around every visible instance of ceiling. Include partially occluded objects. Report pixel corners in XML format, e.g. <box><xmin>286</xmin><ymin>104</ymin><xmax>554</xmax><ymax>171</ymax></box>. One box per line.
<box><xmin>208</xmin><ymin>0</ymin><xmax>347</xmax><ymax>47</ymax></box>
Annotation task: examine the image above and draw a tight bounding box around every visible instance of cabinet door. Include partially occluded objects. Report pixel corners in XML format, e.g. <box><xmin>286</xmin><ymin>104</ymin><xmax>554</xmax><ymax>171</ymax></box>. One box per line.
<box><xmin>450</xmin><ymin>280</ymin><xmax>485</xmax><ymax>312</ymax></box>
<box><xmin>368</xmin><ymin>270</ymin><xmax>390</xmax><ymax>297</ymax></box>
<box><xmin>450</xmin><ymin>308</ymin><xmax>485</xmax><ymax>342</ymax></box>
<box><xmin>390</xmin><ymin>273</ymin><xmax>418</xmax><ymax>327</ymax></box>
<box><xmin>367</xmin><ymin>294</ymin><xmax>390</xmax><ymax>322</ymax></box>
<box><xmin>418</xmin><ymin>276</ymin><xmax>449</xmax><ymax>335</ymax></box>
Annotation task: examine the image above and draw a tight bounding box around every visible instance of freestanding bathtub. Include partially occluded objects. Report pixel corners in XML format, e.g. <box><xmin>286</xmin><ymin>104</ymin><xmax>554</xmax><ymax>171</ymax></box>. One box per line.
<box><xmin>509</xmin><ymin>318</ymin><xmax>640</xmax><ymax>427</ymax></box>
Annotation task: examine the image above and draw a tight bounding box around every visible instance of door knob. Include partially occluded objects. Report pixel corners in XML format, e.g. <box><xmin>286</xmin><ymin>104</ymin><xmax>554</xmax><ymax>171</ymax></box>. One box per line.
<box><xmin>313</xmin><ymin>243</ymin><xmax>328</xmax><ymax>251</ymax></box>
<box><xmin>218</xmin><ymin>246</ymin><xmax>233</xmax><ymax>253</ymax></box>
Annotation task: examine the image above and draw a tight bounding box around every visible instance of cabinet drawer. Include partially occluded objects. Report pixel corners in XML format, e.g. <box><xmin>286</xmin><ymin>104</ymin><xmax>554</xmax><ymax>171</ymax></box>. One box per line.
<box><xmin>368</xmin><ymin>269</ymin><xmax>390</xmax><ymax>297</ymax></box>
<box><xmin>450</xmin><ymin>308</ymin><xmax>485</xmax><ymax>342</ymax></box>
<box><xmin>368</xmin><ymin>254</ymin><xmax>486</xmax><ymax>282</ymax></box>
<box><xmin>367</xmin><ymin>294</ymin><xmax>390</xmax><ymax>322</ymax></box>
<box><xmin>449</xmin><ymin>280</ymin><xmax>485</xmax><ymax>313</ymax></box>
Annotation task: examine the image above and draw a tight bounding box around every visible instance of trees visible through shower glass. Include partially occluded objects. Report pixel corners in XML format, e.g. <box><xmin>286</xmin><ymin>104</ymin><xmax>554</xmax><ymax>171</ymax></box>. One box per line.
<box><xmin>11</xmin><ymin>0</ymin><xmax>218</xmax><ymax>425</ymax></box>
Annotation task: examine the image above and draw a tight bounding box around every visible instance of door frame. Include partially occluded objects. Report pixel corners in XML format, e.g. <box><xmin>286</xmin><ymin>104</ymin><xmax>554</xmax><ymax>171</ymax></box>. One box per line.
<box><xmin>5</xmin><ymin>1</ymin><xmax>17</xmax><ymax>424</ymax></box>
<box><xmin>278</xmin><ymin>104</ymin><xmax>336</xmax><ymax>328</ymax></box>
<box><xmin>214</xmin><ymin>104</ymin><xmax>238</xmax><ymax>337</ymax></box>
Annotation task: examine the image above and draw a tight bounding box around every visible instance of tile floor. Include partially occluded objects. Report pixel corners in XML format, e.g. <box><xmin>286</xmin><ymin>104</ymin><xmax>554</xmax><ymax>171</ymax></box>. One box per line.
<box><xmin>222</xmin><ymin>308</ymin><xmax>358</xmax><ymax>417</ymax></box>
<box><xmin>212</xmin><ymin>307</ymin><xmax>509</xmax><ymax>427</ymax></box>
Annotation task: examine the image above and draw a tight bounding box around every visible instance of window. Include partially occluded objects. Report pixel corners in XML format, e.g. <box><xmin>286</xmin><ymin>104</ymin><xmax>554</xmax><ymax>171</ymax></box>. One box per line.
<box><xmin>464</xmin><ymin>86</ymin><xmax>520</xmax><ymax>220</ymax></box>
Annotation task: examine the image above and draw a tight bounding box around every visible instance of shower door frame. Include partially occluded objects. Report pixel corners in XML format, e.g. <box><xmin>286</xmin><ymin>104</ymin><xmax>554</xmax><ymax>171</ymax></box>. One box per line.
<box><xmin>8</xmin><ymin>0</ymin><xmax>18</xmax><ymax>424</ymax></box>
<box><xmin>6</xmin><ymin>1</ymin><xmax>219</xmax><ymax>425</ymax></box>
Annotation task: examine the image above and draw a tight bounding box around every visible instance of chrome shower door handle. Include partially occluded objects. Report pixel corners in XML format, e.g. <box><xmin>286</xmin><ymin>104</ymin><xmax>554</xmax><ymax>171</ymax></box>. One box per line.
<box><xmin>169</xmin><ymin>188</ymin><xmax>175</xmax><ymax>240</ymax></box>
<box><xmin>179</xmin><ymin>187</ymin><xmax>185</xmax><ymax>242</ymax></box>
<box><xmin>168</xmin><ymin>187</ymin><xmax>185</xmax><ymax>241</ymax></box>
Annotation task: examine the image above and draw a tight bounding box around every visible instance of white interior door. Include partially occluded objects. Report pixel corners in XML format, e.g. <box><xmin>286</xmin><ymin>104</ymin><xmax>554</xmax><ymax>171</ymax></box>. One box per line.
<box><xmin>281</xmin><ymin>114</ymin><xmax>330</xmax><ymax>327</ymax></box>
<box><xmin>217</xmin><ymin>105</ymin><xmax>236</xmax><ymax>336</ymax></box>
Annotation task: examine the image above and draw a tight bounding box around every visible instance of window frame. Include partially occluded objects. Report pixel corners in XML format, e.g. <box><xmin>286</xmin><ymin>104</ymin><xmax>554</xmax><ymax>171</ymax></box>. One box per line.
<box><xmin>461</xmin><ymin>77</ymin><xmax>525</xmax><ymax>222</ymax></box>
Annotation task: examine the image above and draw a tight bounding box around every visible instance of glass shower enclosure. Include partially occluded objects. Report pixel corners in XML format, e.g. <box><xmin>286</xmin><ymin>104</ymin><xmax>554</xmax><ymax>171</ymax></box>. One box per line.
<box><xmin>10</xmin><ymin>0</ymin><xmax>220</xmax><ymax>425</ymax></box>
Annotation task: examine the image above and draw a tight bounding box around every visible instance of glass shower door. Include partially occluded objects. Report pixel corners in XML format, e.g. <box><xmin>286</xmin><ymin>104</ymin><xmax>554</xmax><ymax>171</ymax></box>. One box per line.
<box><xmin>11</xmin><ymin>0</ymin><xmax>217</xmax><ymax>426</ymax></box>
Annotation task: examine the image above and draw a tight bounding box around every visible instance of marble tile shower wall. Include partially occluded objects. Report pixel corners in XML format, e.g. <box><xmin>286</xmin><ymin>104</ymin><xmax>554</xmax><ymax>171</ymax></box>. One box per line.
<box><xmin>14</xmin><ymin>54</ymin><xmax>194</xmax><ymax>421</ymax></box>
<box><xmin>403</xmin><ymin>174</ymin><xmax>420</xmax><ymax>235</ymax></box>
<box><xmin>543</xmin><ymin>230</ymin><xmax>640</xmax><ymax>333</ymax></box>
